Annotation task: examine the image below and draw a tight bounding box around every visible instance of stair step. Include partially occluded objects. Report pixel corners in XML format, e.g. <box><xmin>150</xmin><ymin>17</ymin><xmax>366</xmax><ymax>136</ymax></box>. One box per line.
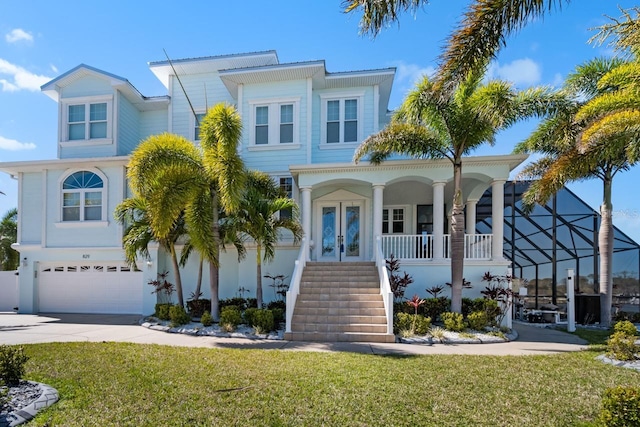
<box><xmin>291</xmin><ymin>323</ymin><xmax>388</xmax><ymax>333</ymax></box>
<box><xmin>293</xmin><ymin>307</ymin><xmax>387</xmax><ymax>316</ymax></box>
<box><xmin>299</xmin><ymin>286</ymin><xmax>379</xmax><ymax>294</ymax></box>
<box><xmin>292</xmin><ymin>314</ymin><xmax>387</xmax><ymax>324</ymax></box>
<box><xmin>294</xmin><ymin>300</ymin><xmax>385</xmax><ymax>309</ymax></box>
<box><xmin>284</xmin><ymin>331</ymin><xmax>396</xmax><ymax>343</ymax></box>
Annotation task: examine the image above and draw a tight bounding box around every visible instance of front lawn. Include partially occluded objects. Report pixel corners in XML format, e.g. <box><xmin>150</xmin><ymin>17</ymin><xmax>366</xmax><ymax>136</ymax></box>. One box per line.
<box><xmin>22</xmin><ymin>342</ymin><xmax>640</xmax><ymax>426</ymax></box>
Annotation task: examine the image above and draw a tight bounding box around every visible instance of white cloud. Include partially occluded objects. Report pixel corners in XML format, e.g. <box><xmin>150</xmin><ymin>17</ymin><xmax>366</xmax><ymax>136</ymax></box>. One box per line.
<box><xmin>0</xmin><ymin>58</ymin><xmax>51</xmax><ymax>92</ymax></box>
<box><xmin>393</xmin><ymin>61</ymin><xmax>436</xmax><ymax>86</ymax></box>
<box><xmin>5</xmin><ymin>28</ymin><xmax>33</xmax><ymax>44</ymax></box>
<box><xmin>488</xmin><ymin>58</ymin><xmax>542</xmax><ymax>86</ymax></box>
<box><xmin>551</xmin><ymin>73</ymin><xmax>564</xmax><ymax>88</ymax></box>
<box><xmin>0</xmin><ymin>135</ymin><xmax>36</xmax><ymax>151</ymax></box>
<box><xmin>50</xmin><ymin>64</ymin><xmax>58</xmax><ymax>73</ymax></box>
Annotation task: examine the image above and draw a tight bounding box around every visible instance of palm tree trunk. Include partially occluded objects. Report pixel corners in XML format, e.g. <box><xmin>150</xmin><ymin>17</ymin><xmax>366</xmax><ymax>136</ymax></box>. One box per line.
<box><xmin>195</xmin><ymin>256</ymin><xmax>203</xmax><ymax>298</ymax></box>
<box><xmin>256</xmin><ymin>244</ymin><xmax>263</xmax><ymax>309</ymax></box>
<box><xmin>450</xmin><ymin>160</ymin><xmax>465</xmax><ymax>314</ymax></box>
<box><xmin>210</xmin><ymin>190</ymin><xmax>221</xmax><ymax>321</ymax></box>
<box><xmin>599</xmin><ymin>173</ymin><xmax>614</xmax><ymax>327</ymax></box>
<box><xmin>169</xmin><ymin>245</ymin><xmax>184</xmax><ymax>307</ymax></box>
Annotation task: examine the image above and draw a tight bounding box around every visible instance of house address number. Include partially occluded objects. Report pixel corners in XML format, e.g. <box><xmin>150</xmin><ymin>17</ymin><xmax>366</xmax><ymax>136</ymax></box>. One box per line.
<box><xmin>82</xmin><ymin>254</ymin><xmax>90</xmax><ymax>259</ymax></box>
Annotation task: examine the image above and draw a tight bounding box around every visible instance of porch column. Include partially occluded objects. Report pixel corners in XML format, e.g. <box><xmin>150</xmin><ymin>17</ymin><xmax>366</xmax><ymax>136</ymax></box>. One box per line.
<box><xmin>491</xmin><ymin>180</ymin><xmax>505</xmax><ymax>260</ymax></box>
<box><xmin>432</xmin><ymin>181</ymin><xmax>446</xmax><ymax>259</ymax></box>
<box><xmin>466</xmin><ymin>199</ymin><xmax>477</xmax><ymax>234</ymax></box>
<box><xmin>372</xmin><ymin>184</ymin><xmax>385</xmax><ymax>238</ymax></box>
<box><xmin>300</xmin><ymin>186</ymin><xmax>312</xmax><ymax>244</ymax></box>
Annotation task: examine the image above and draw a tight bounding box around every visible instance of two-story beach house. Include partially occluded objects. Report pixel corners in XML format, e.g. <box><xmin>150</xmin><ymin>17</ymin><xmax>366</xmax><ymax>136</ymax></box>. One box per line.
<box><xmin>0</xmin><ymin>51</ymin><xmax>528</xmax><ymax>342</ymax></box>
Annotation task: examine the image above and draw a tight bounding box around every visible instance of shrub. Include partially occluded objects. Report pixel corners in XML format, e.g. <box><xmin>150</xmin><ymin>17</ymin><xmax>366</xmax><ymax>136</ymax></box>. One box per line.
<box><xmin>482</xmin><ymin>299</ymin><xmax>501</xmax><ymax>325</ymax></box>
<box><xmin>186</xmin><ymin>299</ymin><xmax>211</xmax><ymax>318</ymax></box>
<box><xmin>220</xmin><ymin>297</ymin><xmax>250</xmax><ymax>312</ymax></box>
<box><xmin>251</xmin><ymin>309</ymin><xmax>275</xmax><ymax>333</ymax></box>
<box><xmin>467</xmin><ymin>311</ymin><xmax>489</xmax><ymax>331</ymax></box>
<box><xmin>169</xmin><ymin>305</ymin><xmax>191</xmax><ymax>327</ymax></box>
<box><xmin>607</xmin><ymin>331</ymin><xmax>639</xmax><ymax>361</ymax></box>
<box><xmin>271</xmin><ymin>308</ymin><xmax>285</xmax><ymax>325</ymax></box>
<box><xmin>200</xmin><ymin>310</ymin><xmax>213</xmax><ymax>327</ymax></box>
<box><xmin>0</xmin><ymin>384</ymin><xmax>7</xmax><ymax>409</ymax></box>
<box><xmin>267</xmin><ymin>300</ymin><xmax>286</xmax><ymax>311</ymax></box>
<box><xmin>155</xmin><ymin>303</ymin><xmax>172</xmax><ymax>321</ymax></box>
<box><xmin>614</xmin><ymin>320</ymin><xmax>638</xmax><ymax>337</ymax></box>
<box><xmin>394</xmin><ymin>313</ymin><xmax>431</xmax><ymax>335</ymax></box>
<box><xmin>0</xmin><ymin>345</ymin><xmax>29</xmax><ymax>386</ymax></box>
<box><xmin>423</xmin><ymin>297</ymin><xmax>450</xmax><ymax>322</ymax></box>
<box><xmin>244</xmin><ymin>307</ymin><xmax>259</xmax><ymax>326</ymax></box>
<box><xmin>599</xmin><ymin>386</ymin><xmax>640</xmax><ymax>426</ymax></box>
<box><xmin>429</xmin><ymin>326</ymin><xmax>446</xmax><ymax>340</ymax></box>
<box><xmin>394</xmin><ymin>301</ymin><xmax>412</xmax><ymax>315</ymax></box>
<box><xmin>219</xmin><ymin>306</ymin><xmax>242</xmax><ymax>330</ymax></box>
<box><xmin>441</xmin><ymin>312</ymin><xmax>466</xmax><ymax>332</ymax></box>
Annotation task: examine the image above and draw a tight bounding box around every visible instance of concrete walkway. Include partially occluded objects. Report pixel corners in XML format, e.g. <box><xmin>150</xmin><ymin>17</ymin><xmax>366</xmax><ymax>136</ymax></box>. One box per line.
<box><xmin>0</xmin><ymin>313</ymin><xmax>588</xmax><ymax>356</ymax></box>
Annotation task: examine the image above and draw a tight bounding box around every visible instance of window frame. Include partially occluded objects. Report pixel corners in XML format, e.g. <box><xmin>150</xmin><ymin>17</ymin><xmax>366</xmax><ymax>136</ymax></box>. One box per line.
<box><xmin>382</xmin><ymin>206</ymin><xmax>407</xmax><ymax>235</ymax></box>
<box><xmin>61</xmin><ymin>95</ymin><xmax>113</xmax><ymax>145</ymax></box>
<box><xmin>192</xmin><ymin>112</ymin><xmax>206</xmax><ymax>142</ymax></box>
<box><xmin>320</xmin><ymin>92</ymin><xmax>365</xmax><ymax>146</ymax></box>
<box><xmin>248</xmin><ymin>97</ymin><xmax>300</xmax><ymax>148</ymax></box>
<box><xmin>56</xmin><ymin>168</ymin><xmax>109</xmax><ymax>226</ymax></box>
<box><xmin>276</xmin><ymin>175</ymin><xmax>295</xmax><ymax>220</ymax></box>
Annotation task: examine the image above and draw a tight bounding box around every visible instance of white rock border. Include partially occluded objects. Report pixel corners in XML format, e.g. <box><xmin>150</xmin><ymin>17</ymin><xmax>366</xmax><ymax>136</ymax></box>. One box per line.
<box><xmin>596</xmin><ymin>354</ymin><xmax>640</xmax><ymax>372</ymax></box>
<box><xmin>1</xmin><ymin>381</ymin><xmax>59</xmax><ymax>427</ymax></box>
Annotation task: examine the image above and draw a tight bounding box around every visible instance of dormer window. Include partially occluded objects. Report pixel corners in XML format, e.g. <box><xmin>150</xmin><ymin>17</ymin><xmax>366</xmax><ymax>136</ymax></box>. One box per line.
<box><xmin>62</xmin><ymin>96</ymin><xmax>112</xmax><ymax>143</ymax></box>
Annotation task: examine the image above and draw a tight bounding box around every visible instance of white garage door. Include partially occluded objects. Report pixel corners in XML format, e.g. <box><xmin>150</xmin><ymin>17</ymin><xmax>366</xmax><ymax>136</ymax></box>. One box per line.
<box><xmin>39</xmin><ymin>263</ymin><xmax>143</xmax><ymax>314</ymax></box>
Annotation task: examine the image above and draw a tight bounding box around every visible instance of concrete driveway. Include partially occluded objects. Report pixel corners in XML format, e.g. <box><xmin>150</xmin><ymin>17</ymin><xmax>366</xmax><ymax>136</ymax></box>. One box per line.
<box><xmin>0</xmin><ymin>312</ymin><xmax>588</xmax><ymax>356</ymax></box>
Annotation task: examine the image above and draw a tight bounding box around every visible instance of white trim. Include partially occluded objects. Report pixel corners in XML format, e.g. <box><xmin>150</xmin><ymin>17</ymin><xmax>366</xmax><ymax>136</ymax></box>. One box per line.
<box><xmin>248</xmin><ymin>97</ymin><xmax>301</xmax><ymax>146</ymax></box>
<box><xmin>57</xmin><ymin>167</ymin><xmax>108</xmax><ymax>223</ymax></box>
<box><xmin>60</xmin><ymin>95</ymin><xmax>114</xmax><ymax>143</ymax></box>
<box><xmin>54</xmin><ymin>221</ymin><xmax>109</xmax><ymax>228</ymax></box>
<box><xmin>306</xmin><ymin>78</ymin><xmax>312</xmax><ymax>164</ymax></box>
<box><xmin>319</xmin><ymin>92</ymin><xmax>365</xmax><ymax>145</ymax></box>
<box><xmin>17</xmin><ymin>172</ymin><xmax>22</xmax><ymax>244</ymax></box>
<box><xmin>248</xmin><ymin>144</ymin><xmax>301</xmax><ymax>152</ymax></box>
<box><xmin>318</xmin><ymin>142</ymin><xmax>359</xmax><ymax>150</ymax></box>
<box><xmin>373</xmin><ymin>84</ymin><xmax>380</xmax><ymax>132</ymax></box>
<box><xmin>41</xmin><ymin>170</ymin><xmax>47</xmax><ymax>248</ymax></box>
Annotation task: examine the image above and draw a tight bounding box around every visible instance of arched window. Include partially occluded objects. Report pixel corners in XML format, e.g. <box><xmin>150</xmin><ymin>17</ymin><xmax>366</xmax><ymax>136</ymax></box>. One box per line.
<box><xmin>62</xmin><ymin>171</ymin><xmax>104</xmax><ymax>221</ymax></box>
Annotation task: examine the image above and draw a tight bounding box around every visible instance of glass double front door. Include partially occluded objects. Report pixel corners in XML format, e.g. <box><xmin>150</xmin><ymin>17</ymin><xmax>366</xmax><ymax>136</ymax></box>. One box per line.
<box><xmin>319</xmin><ymin>202</ymin><xmax>363</xmax><ymax>261</ymax></box>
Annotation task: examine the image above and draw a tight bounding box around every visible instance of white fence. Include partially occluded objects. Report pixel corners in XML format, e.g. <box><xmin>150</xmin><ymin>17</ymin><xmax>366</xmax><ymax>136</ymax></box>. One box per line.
<box><xmin>0</xmin><ymin>271</ymin><xmax>18</xmax><ymax>311</ymax></box>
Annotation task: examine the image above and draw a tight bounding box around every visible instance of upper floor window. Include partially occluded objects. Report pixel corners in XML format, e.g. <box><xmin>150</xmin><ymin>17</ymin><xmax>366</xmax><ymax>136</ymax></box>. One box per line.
<box><xmin>62</xmin><ymin>171</ymin><xmax>104</xmax><ymax>221</ymax></box>
<box><xmin>321</xmin><ymin>93</ymin><xmax>364</xmax><ymax>145</ymax></box>
<box><xmin>62</xmin><ymin>96</ymin><xmax>112</xmax><ymax>143</ymax></box>
<box><xmin>382</xmin><ymin>207</ymin><xmax>404</xmax><ymax>234</ymax></box>
<box><xmin>249</xmin><ymin>98</ymin><xmax>299</xmax><ymax>146</ymax></box>
<box><xmin>194</xmin><ymin>113</ymin><xmax>206</xmax><ymax>141</ymax></box>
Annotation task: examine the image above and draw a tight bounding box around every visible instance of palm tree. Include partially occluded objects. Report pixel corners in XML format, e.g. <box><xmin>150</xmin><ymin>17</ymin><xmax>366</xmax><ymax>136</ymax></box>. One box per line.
<box><xmin>114</xmin><ymin>196</ymin><xmax>189</xmax><ymax>307</ymax></box>
<box><xmin>354</xmin><ymin>67</ymin><xmax>564</xmax><ymax>313</ymax></box>
<box><xmin>126</xmin><ymin>103</ymin><xmax>245</xmax><ymax>320</ymax></box>
<box><xmin>230</xmin><ymin>171</ymin><xmax>302</xmax><ymax>308</ymax></box>
<box><xmin>515</xmin><ymin>57</ymin><xmax>634</xmax><ymax>327</ymax></box>
<box><xmin>0</xmin><ymin>208</ymin><xmax>18</xmax><ymax>271</ymax></box>
<box><xmin>344</xmin><ymin>0</ymin><xmax>568</xmax><ymax>92</ymax></box>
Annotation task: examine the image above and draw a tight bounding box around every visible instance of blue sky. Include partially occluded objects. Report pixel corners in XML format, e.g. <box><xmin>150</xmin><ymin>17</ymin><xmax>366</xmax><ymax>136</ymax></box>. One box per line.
<box><xmin>1</xmin><ymin>0</ymin><xmax>639</xmax><ymax>240</ymax></box>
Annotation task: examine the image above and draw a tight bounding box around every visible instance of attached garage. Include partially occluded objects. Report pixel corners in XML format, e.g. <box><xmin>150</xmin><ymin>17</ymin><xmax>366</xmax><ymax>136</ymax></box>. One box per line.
<box><xmin>38</xmin><ymin>263</ymin><xmax>143</xmax><ymax>314</ymax></box>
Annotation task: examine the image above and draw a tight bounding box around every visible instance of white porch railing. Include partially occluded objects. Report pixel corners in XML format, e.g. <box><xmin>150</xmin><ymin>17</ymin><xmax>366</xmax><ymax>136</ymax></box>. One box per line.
<box><xmin>381</xmin><ymin>234</ymin><xmax>492</xmax><ymax>260</ymax></box>
<box><xmin>285</xmin><ymin>237</ymin><xmax>309</xmax><ymax>333</ymax></box>
<box><xmin>375</xmin><ymin>236</ymin><xmax>394</xmax><ymax>335</ymax></box>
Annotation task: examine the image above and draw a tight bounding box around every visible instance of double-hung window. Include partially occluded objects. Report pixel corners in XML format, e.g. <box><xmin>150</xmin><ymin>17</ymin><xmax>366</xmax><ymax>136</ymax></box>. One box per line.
<box><xmin>382</xmin><ymin>208</ymin><xmax>405</xmax><ymax>234</ymax></box>
<box><xmin>62</xmin><ymin>171</ymin><xmax>104</xmax><ymax>222</ymax></box>
<box><xmin>322</xmin><ymin>94</ymin><xmax>363</xmax><ymax>145</ymax></box>
<box><xmin>250</xmin><ymin>98</ymin><xmax>299</xmax><ymax>146</ymax></box>
<box><xmin>65</xmin><ymin>97</ymin><xmax>111</xmax><ymax>142</ymax></box>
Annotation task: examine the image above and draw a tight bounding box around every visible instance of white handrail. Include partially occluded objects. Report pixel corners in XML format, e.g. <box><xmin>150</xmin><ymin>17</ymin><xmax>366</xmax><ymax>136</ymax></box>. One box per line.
<box><xmin>375</xmin><ymin>236</ymin><xmax>394</xmax><ymax>335</ymax></box>
<box><xmin>285</xmin><ymin>237</ymin><xmax>308</xmax><ymax>333</ymax></box>
<box><xmin>381</xmin><ymin>234</ymin><xmax>492</xmax><ymax>260</ymax></box>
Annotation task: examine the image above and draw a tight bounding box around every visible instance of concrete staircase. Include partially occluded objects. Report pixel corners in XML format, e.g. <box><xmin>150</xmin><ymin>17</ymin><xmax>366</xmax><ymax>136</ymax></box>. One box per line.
<box><xmin>284</xmin><ymin>261</ymin><xmax>395</xmax><ymax>343</ymax></box>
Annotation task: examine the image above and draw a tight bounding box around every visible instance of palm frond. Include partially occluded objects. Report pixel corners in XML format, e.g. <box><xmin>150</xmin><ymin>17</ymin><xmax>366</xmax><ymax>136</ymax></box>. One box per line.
<box><xmin>342</xmin><ymin>0</ymin><xmax>428</xmax><ymax>36</ymax></box>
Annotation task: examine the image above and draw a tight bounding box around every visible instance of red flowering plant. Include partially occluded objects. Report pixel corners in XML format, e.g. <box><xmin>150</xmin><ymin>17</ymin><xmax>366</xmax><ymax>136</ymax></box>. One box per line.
<box><xmin>407</xmin><ymin>294</ymin><xmax>426</xmax><ymax>315</ymax></box>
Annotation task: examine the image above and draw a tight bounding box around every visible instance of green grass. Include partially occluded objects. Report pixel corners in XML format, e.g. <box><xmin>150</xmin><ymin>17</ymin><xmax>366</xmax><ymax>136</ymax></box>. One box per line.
<box><xmin>20</xmin><ymin>342</ymin><xmax>640</xmax><ymax>426</ymax></box>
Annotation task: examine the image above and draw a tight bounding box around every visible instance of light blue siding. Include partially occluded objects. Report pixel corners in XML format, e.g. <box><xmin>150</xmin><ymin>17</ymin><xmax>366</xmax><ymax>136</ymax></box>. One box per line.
<box><xmin>310</xmin><ymin>86</ymin><xmax>375</xmax><ymax>164</ymax></box>
<box><xmin>241</xmin><ymin>80</ymin><xmax>308</xmax><ymax>171</ymax></box>
<box><xmin>60</xmin><ymin>144</ymin><xmax>116</xmax><ymax>159</ymax></box>
<box><xmin>139</xmin><ymin>110</ymin><xmax>168</xmax><ymax>142</ymax></box>
<box><xmin>20</xmin><ymin>172</ymin><xmax>43</xmax><ymax>245</ymax></box>
<box><xmin>116</xmin><ymin>94</ymin><xmax>140</xmax><ymax>156</ymax></box>
<box><xmin>45</xmin><ymin>166</ymin><xmax>126</xmax><ymax>248</ymax></box>
<box><xmin>60</xmin><ymin>75</ymin><xmax>113</xmax><ymax>99</ymax></box>
<box><xmin>171</xmin><ymin>73</ymin><xmax>235</xmax><ymax>139</ymax></box>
